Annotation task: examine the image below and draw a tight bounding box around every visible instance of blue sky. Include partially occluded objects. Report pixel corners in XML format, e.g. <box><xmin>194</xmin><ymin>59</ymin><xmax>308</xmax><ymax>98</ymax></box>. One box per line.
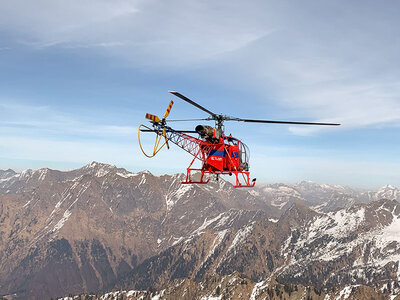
<box><xmin>0</xmin><ymin>0</ymin><xmax>399</xmax><ymax>188</ymax></box>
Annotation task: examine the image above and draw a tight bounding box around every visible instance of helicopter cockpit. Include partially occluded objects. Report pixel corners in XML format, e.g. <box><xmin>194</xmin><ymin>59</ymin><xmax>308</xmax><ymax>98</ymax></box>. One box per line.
<box><xmin>227</xmin><ymin>136</ymin><xmax>250</xmax><ymax>171</ymax></box>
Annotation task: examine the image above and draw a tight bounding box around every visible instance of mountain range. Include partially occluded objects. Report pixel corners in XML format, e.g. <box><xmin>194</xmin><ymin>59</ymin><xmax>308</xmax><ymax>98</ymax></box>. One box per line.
<box><xmin>0</xmin><ymin>162</ymin><xmax>399</xmax><ymax>299</ymax></box>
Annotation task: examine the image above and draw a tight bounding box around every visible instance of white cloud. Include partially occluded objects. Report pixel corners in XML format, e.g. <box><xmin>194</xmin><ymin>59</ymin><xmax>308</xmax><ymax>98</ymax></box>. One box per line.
<box><xmin>206</xmin><ymin>2</ymin><xmax>400</xmax><ymax>132</ymax></box>
<box><xmin>0</xmin><ymin>101</ymin><xmax>137</xmax><ymax>137</ymax></box>
<box><xmin>1</xmin><ymin>1</ymin><xmax>400</xmax><ymax>132</ymax></box>
<box><xmin>0</xmin><ymin>0</ymin><xmax>270</xmax><ymax>66</ymax></box>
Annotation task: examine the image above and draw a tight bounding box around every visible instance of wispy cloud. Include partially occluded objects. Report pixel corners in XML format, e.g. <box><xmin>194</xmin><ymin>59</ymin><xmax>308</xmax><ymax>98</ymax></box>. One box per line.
<box><xmin>205</xmin><ymin>2</ymin><xmax>400</xmax><ymax>133</ymax></box>
<box><xmin>2</xmin><ymin>1</ymin><xmax>399</xmax><ymax>132</ymax></box>
<box><xmin>0</xmin><ymin>101</ymin><xmax>137</xmax><ymax>137</ymax></box>
<box><xmin>0</xmin><ymin>0</ymin><xmax>270</xmax><ymax>66</ymax></box>
<box><xmin>1</xmin><ymin>0</ymin><xmax>400</xmax><ymax>188</ymax></box>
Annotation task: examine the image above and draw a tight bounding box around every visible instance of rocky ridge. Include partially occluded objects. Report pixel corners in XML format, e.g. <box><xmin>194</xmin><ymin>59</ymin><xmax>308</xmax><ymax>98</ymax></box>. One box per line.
<box><xmin>0</xmin><ymin>162</ymin><xmax>269</xmax><ymax>299</ymax></box>
<box><xmin>0</xmin><ymin>163</ymin><xmax>399</xmax><ymax>299</ymax></box>
<box><xmin>59</xmin><ymin>272</ymin><xmax>394</xmax><ymax>300</ymax></box>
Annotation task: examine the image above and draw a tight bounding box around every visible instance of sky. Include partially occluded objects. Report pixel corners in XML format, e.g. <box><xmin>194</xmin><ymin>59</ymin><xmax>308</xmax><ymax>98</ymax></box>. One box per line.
<box><xmin>0</xmin><ymin>0</ymin><xmax>399</xmax><ymax>189</ymax></box>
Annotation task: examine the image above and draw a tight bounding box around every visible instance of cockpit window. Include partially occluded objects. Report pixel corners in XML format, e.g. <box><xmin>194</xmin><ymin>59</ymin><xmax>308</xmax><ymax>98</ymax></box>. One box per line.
<box><xmin>226</xmin><ymin>136</ymin><xmax>238</xmax><ymax>145</ymax></box>
<box><xmin>238</xmin><ymin>141</ymin><xmax>250</xmax><ymax>171</ymax></box>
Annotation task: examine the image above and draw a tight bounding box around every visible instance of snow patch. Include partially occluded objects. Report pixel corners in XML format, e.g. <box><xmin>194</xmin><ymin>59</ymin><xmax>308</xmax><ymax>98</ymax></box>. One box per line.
<box><xmin>52</xmin><ymin>209</ymin><xmax>71</xmax><ymax>233</ymax></box>
<box><xmin>249</xmin><ymin>190</ymin><xmax>260</xmax><ymax>196</ymax></box>
<box><xmin>335</xmin><ymin>286</ymin><xmax>352</xmax><ymax>300</ymax></box>
<box><xmin>172</xmin><ymin>236</ymin><xmax>184</xmax><ymax>246</ymax></box>
<box><xmin>0</xmin><ymin>173</ymin><xmax>18</xmax><ymax>183</ymax></box>
<box><xmin>175</xmin><ymin>184</ymin><xmax>193</xmax><ymax>199</ymax></box>
<box><xmin>250</xmin><ymin>280</ymin><xmax>268</xmax><ymax>300</ymax></box>
<box><xmin>226</xmin><ymin>223</ymin><xmax>254</xmax><ymax>255</ymax></box>
<box><xmin>139</xmin><ymin>173</ymin><xmax>147</xmax><ymax>185</ymax></box>
<box><xmin>271</xmin><ymin>200</ymin><xmax>288</xmax><ymax>209</ymax></box>
<box><xmin>116</xmin><ymin>172</ymin><xmax>138</xmax><ymax>178</ymax></box>
<box><xmin>37</xmin><ymin>168</ymin><xmax>48</xmax><ymax>181</ymax></box>
<box><xmin>95</xmin><ymin>168</ymin><xmax>109</xmax><ymax>177</ymax></box>
<box><xmin>194</xmin><ymin>213</ymin><xmax>225</xmax><ymax>235</ymax></box>
<box><xmin>23</xmin><ymin>199</ymin><xmax>32</xmax><ymax>208</ymax></box>
<box><xmin>204</xmin><ymin>229</ymin><xmax>229</xmax><ymax>263</ymax></box>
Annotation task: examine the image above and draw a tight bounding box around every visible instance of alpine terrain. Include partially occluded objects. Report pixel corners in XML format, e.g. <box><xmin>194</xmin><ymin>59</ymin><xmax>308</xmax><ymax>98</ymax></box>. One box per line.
<box><xmin>0</xmin><ymin>162</ymin><xmax>399</xmax><ymax>299</ymax></box>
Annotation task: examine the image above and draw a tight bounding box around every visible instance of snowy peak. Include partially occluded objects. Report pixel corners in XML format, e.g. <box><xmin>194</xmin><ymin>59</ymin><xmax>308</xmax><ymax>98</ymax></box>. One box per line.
<box><xmin>0</xmin><ymin>168</ymin><xmax>16</xmax><ymax>179</ymax></box>
<box><xmin>1</xmin><ymin>162</ymin><xmax>400</xmax><ymax>299</ymax></box>
<box><xmin>376</xmin><ymin>184</ymin><xmax>400</xmax><ymax>200</ymax></box>
<box><xmin>83</xmin><ymin>161</ymin><xmax>116</xmax><ymax>169</ymax></box>
<box><xmin>256</xmin><ymin>181</ymin><xmax>400</xmax><ymax>214</ymax></box>
<box><xmin>81</xmin><ymin>161</ymin><xmax>117</xmax><ymax>177</ymax></box>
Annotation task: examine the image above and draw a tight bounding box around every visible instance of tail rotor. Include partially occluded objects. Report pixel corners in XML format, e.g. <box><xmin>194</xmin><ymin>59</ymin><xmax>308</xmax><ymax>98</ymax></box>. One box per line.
<box><xmin>138</xmin><ymin>101</ymin><xmax>174</xmax><ymax>157</ymax></box>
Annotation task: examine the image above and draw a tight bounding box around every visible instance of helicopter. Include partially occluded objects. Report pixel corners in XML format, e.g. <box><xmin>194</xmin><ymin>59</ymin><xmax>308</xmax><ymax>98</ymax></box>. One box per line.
<box><xmin>138</xmin><ymin>91</ymin><xmax>340</xmax><ymax>187</ymax></box>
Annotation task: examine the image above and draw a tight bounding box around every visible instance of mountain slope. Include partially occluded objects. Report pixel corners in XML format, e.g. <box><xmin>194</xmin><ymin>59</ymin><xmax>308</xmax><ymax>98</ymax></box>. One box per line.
<box><xmin>118</xmin><ymin>200</ymin><xmax>400</xmax><ymax>299</ymax></box>
<box><xmin>0</xmin><ymin>162</ymin><xmax>270</xmax><ymax>299</ymax></box>
<box><xmin>1</xmin><ymin>163</ymin><xmax>399</xmax><ymax>299</ymax></box>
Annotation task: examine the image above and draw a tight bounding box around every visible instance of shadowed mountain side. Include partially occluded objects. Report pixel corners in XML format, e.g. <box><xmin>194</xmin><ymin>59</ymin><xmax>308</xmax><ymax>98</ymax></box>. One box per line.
<box><xmin>1</xmin><ymin>163</ymin><xmax>399</xmax><ymax>299</ymax></box>
<box><xmin>0</xmin><ymin>162</ymin><xmax>271</xmax><ymax>299</ymax></box>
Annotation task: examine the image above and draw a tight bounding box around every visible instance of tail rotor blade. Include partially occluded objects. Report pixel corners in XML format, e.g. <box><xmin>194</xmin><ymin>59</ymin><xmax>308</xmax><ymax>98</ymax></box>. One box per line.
<box><xmin>145</xmin><ymin>113</ymin><xmax>161</xmax><ymax>123</ymax></box>
<box><xmin>163</xmin><ymin>100</ymin><xmax>174</xmax><ymax>119</ymax></box>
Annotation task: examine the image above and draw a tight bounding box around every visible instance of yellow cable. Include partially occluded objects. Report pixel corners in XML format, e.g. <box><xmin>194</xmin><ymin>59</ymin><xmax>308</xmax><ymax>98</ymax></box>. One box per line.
<box><xmin>138</xmin><ymin>124</ymin><xmax>168</xmax><ymax>158</ymax></box>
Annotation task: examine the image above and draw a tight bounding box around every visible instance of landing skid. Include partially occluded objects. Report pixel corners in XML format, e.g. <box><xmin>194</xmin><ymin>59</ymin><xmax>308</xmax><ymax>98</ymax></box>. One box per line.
<box><xmin>181</xmin><ymin>168</ymin><xmax>210</xmax><ymax>184</ymax></box>
<box><xmin>182</xmin><ymin>168</ymin><xmax>255</xmax><ymax>188</ymax></box>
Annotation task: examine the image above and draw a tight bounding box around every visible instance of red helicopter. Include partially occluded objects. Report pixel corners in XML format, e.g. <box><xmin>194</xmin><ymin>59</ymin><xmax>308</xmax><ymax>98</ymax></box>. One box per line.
<box><xmin>138</xmin><ymin>91</ymin><xmax>340</xmax><ymax>187</ymax></box>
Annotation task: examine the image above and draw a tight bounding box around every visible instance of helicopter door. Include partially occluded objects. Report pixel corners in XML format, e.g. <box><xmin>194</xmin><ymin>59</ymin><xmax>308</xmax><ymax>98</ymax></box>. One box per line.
<box><xmin>238</xmin><ymin>141</ymin><xmax>250</xmax><ymax>171</ymax></box>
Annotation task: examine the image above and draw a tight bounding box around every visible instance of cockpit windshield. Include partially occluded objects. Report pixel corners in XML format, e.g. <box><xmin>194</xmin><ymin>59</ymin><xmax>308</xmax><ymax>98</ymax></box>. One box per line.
<box><xmin>238</xmin><ymin>141</ymin><xmax>250</xmax><ymax>171</ymax></box>
<box><xmin>226</xmin><ymin>136</ymin><xmax>238</xmax><ymax>145</ymax></box>
<box><xmin>226</xmin><ymin>136</ymin><xmax>250</xmax><ymax>171</ymax></box>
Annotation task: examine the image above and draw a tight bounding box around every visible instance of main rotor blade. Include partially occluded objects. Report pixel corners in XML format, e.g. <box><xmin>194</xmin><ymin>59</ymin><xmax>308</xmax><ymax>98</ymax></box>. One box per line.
<box><xmin>167</xmin><ymin>118</ymin><xmax>209</xmax><ymax>122</ymax></box>
<box><xmin>140</xmin><ymin>129</ymin><xmax>197</xmax><ymax>133</ymax></box>
<box><xmin>227</xmin><ymin>117</ymin><xmax>340</xmax><ymax>126</ymax></box>
<box><xmin>169</xmin><ymin>91</ymin><xmax>217</xmax><ymax>118</ymax></box>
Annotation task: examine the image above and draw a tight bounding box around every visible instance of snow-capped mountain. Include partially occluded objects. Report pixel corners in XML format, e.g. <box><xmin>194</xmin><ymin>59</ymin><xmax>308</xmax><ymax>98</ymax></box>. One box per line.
<box><xmin>255</xmin><ymin>181</ymin><xmax>400</xmax><ymax>213</ymax></box>
<box><xmin>115</xmin><ymin>199</ymin><xmax>400</xmax><ymax>298</ymax></box>
<box><xmin>0</xmin><ymin>162</ymin><xmax>270</xmax><ymax>299</ymax></box>
<box><xmin>0</xmin><ymin>169</ymin><xmax>16</xmax><ymax>180</ymax></box>
<box><xmin>0</xmin><ymin>162</ymin><xmax>399</xmax><ymax>299</ymax></box>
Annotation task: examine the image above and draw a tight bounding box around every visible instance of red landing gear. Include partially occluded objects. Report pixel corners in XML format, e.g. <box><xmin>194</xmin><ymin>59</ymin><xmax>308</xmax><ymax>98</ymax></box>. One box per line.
<box><xmin>181</xmin><ymin>168</ymin><xmax>256</xmax><ymax>188</ymax></box>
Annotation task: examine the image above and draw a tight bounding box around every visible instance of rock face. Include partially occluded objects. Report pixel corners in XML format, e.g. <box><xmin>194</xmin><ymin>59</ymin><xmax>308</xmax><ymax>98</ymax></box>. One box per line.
<box><xmin>0</xmin><ymin>163</ymin><xmax>399</xmax><ymax>299</ymax></box>
<box><xmin>117</xmin><ymin>199</ymin><xmax>400</xmax><ymax>298</ymax></box>
<box><xmin>0</xmin><ymin>162</ymin><xmax>270</xmax><ymax>299</ymax></box>
<box><xmin>63</xmin><ymin>273</ymin><xmax>389</xmax><ymax>300</ymax></box>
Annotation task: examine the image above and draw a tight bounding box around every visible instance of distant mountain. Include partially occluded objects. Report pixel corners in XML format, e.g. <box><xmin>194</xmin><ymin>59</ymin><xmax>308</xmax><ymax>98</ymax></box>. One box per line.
<box><xmin>0</xmin><ymin>169</ymin><xmax>16</xmax><ymax>180</ymax></box>
<box><xmin>0</xmin><ymin>163</ymin><xmax>399</xmax><ymax>299</ymax></box>
<box><xmin>254</xmin><ymin>181</ymin><xmax>400</xmax><ymax>213</ymax></box>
